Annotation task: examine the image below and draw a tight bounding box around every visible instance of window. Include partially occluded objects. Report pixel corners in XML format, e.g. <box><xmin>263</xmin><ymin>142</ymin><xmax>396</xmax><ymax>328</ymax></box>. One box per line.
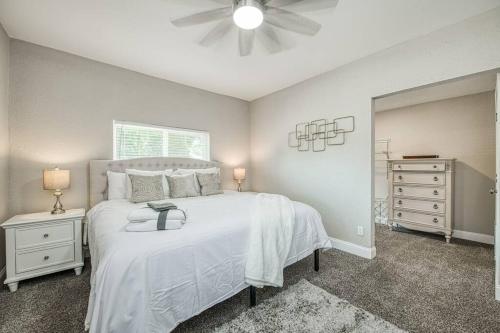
<box><xmin>113</xmin><ymin>121</ymin><xmax>210</xmax><ymax>161</ymax></box>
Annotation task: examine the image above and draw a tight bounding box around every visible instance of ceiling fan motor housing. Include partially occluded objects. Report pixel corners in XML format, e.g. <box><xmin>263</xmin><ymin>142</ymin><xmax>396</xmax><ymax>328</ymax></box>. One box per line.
<box><xmin>233</xmin><ymin>0</ymin><xmax>265</xmax><ymax>12</ymax></box>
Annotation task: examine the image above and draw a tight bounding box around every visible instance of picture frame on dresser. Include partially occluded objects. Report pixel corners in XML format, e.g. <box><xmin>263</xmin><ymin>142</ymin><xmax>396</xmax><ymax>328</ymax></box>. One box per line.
<box><xmin>2</xmin><ymin>209</ymin><xmax>85</xmax><ymax>292</ymax></box>
<box><xmin>388</xmin><ymin>159</ymin><xmax>455</xmax><ymax>243</ymax></box>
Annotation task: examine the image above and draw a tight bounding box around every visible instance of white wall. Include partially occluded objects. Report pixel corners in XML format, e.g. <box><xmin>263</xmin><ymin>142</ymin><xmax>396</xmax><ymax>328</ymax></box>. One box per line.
<box><xmin>8</xmin><ymin>40</ymin><xmax>250</xmax><ymax>215</ymax></box>
<box><xmin>0</xmin><ymin>24</ymin><xmax>9</xmax><ymax>274</ymax></box>
<box><xmin>250</xmin><ymin>8</ymin><xmax>500</xmax><ymax>248</ymax></box>
<box><xmin>376</xmin><ymin>92</ymin><xmax>496</xmax><ymax>236</ymax></box>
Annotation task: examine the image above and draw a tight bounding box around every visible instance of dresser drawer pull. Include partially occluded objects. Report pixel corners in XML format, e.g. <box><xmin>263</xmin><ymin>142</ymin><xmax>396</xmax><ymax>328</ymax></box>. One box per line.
<box><xmin>433</xmin><ymin>204</ymin><xmax>439</xmax><ymax>210</ymax></box>
<box><xmin>398</xmin><ymin>200</ymin><xmax>403</xmax><ymax>205</ymax></box>
<box><xmin>433</xmin><ymin>190</ymin><xmax>439</xmax><ymax>195</ymax></box>
<box><xmin>397</xmin><ymin>165</ymin><xmax>401</xmax><ymax>169</ymax></box>
<box><xmin>433</xmin><ymin>176</ymin><xmax>439</xmax><ymax>181</ymax></box>
<box><xmin>398</xmin><ymin>175</ymin><xmax>403</xmax><ymax>180</ymax></box>
<box><xmin>398</xmin><ymin>188</ymin><xmax>403</xmax><ymax>193</ymax></box>
<box><xmin>43</xmin><ymin>233</ymin><xmax>49</xmax><ymax>238</ymax></box>
<box><xmin>433</xmin><ymin>218</ymin><xmax>439</xmax><ymax>223</ymax></box>
<box><xmin>433</xmin><ymin>165</ymin><xmax>437</xmax><ymax>169</ymax></box>
<box><xmin>397</xmin><ymin>212</ymin><xmax>402</xmax><ymax>218</ymax></box>
<box><xmin>43</xmin><ymin>255</ymin><xmax>50</xmax><ymax>261</ymax></box>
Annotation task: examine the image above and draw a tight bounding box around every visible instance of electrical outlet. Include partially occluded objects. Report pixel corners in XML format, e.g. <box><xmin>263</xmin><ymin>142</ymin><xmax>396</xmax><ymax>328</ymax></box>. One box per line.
<box><xmin>357</xmin><ymin>226</ymin><xmax>364</xmax><ymax>236</ymax></box>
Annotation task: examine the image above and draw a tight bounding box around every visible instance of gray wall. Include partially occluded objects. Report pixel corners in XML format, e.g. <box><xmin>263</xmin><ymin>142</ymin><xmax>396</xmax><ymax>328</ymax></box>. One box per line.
<box><xmin>250</xmin><ymin>8</ymin><xmax>500</xmax><ymax>248</ymax></box>
<box><xmin>376</xmin><ymin>92</ymin><xmax>496</xmax><ymax>235</ymax></box>
<box><xmin>0</xmin><ymin>24</ymin><xmax>9</xmax><ymax>275</ymax></box>
<box><xmin>8</xmin><ymin>40</ymin><xmax>250</xmax><ymax>215</ymax></box>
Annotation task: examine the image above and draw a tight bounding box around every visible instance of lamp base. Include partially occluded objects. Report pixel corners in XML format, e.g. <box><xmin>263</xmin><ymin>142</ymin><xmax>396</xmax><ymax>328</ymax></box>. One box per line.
<box><xmin>51</xmin><ymin>191</ymin><xmax>65</xmax><ymax>215</ymax></box>
<box><xmin>237</xmin><ymin>181</ymin><xmax>242</xmax><ymax>192</ymax></box>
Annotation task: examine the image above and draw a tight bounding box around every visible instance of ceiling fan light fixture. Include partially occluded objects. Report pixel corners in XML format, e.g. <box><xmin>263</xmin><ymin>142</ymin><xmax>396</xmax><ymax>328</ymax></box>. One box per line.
<box><xmin>233</xmin><ymin>0</ymin><xmax>264</xmax><ymax>30</ymax></box>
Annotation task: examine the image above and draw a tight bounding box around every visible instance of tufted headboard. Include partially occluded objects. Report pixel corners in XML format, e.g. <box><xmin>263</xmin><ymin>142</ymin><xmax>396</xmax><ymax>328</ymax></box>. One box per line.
<box><xmin>89</xmin><ymin>157</ymin><xmax>219</xmax><ymax>207</ymax></box>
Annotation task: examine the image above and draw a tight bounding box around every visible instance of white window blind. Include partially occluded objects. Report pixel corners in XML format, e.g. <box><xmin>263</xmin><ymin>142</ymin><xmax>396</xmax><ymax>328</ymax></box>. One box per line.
<box><xmin>113</xmin><ymin>121</ymin><xmax>210</xmax><ymax>161</ymax></box>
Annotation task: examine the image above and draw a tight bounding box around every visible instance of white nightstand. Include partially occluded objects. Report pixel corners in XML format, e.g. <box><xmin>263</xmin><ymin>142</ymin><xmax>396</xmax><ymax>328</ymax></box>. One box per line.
<box><xmin>1</xmin><ymin>208</ymin><xmax>85</xmax><ymax>292</ymax></box>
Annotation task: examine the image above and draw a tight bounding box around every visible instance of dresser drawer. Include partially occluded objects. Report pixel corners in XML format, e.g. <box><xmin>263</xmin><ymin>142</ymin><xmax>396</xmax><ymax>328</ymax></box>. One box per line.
<box><xmin>16</xmin><ymin>244</ymin><xmax>75</xmax><ymax>274</ymax></box>
<box><xmin>16</xmin><ymin>221</ymin><xmax>74</xmax><ymax>250</ymax></box>
<box><xmin>393</xmin><ymin>185</ymin><xmax>445</xmax><ymax>200</ymax></box>
<box><xmin>393</xmin><ymin>172</ymin><xmax>445</xmax><ymax>185</ymax></box>
<box><xmin>393</xmin><ymin>162</ymin><xmax>445</xmax><ymax>172</ymax></box>
<box><xmin>393</xmin><ymin>198</ymin><xmax>445</xmax><ymax>214</ymax></box>
<box><xmin>393</xmin><ymin>210</ymin><xmax>445</xmax><ymax>228</ymax></box>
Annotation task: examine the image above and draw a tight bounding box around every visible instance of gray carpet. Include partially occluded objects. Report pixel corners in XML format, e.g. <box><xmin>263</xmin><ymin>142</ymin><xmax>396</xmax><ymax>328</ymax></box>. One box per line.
<box><xmin>213</xmin><ymin>279</ymin><xmax>406</xmax><ymax>333</ymax></box>
<box><xmin>0</xmin><ymin>225</ymin><xmax>499</xmax><ymax>333</ymax></box>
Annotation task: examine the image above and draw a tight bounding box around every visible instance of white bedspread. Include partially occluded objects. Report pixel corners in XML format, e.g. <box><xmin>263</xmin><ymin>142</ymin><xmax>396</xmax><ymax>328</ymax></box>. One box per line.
<box><xmin>245</xmin><ymin>193</ymin><xmax>295</xmax><ymax>288</ymax></box>
<box><xmin>85</xmin><ymin>191</ymin><xmax>331</xmax><ymax>333</ymax></box>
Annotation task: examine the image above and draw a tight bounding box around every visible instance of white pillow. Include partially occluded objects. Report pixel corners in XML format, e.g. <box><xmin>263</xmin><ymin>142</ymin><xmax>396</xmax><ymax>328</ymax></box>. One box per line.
<box><xmin>125</xmin><ymin>169</ymin><xmax>174</xmax><ymax>199</ymax></box>
<box><xmin>173</xmin><ymin>167</ymin><xmax>220</xmax><ymax>194</ymax></box>
<box><xmin>107</xmin><ymin>171</ymin><xmax>127</xmax><ymax>200</ymax></box>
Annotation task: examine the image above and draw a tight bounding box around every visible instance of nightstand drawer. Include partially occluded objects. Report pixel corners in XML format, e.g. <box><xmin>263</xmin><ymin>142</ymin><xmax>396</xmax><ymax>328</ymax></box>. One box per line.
<box><xmin>16</xmin><ymin>221</ymin><xmax>74</xmax><ymax>250</ymax></box>
<box><xmin>16</xmin><ymin>244</ymin><xmax>75</xmax><ymax>274</ymax></box>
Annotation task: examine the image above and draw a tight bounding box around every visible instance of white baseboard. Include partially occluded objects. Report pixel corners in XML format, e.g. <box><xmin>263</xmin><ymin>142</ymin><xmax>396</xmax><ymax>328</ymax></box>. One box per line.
<box><xmin>452</xmin><ymin>229</ymin><xmax>494</xmax><ymax>245</ymax></box>
<box><xmin>330</xmin><ymin>237</ymin><xmax>376</xmax><ymax>259</ymax></box>
<box><xmin>496</xmin><ymin>285</ymin><xmax>500</xmax><ymax>301</ymax></box>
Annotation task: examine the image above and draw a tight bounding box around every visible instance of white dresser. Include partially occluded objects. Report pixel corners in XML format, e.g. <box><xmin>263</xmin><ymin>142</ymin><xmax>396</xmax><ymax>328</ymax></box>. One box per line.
<box><xmin>388</xmin><ymin>159</ymin><xmax>455</xmax><ymax>243</ymax></box>
<box><xmin>2</xmin><ymin>209</ymin><xmax>85</xmax><ymax>292</ymax></box>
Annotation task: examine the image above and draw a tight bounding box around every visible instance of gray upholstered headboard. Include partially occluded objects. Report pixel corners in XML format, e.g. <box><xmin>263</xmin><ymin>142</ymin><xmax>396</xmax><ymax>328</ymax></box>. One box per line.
<box><xmin>89</xmin><ymin>157</ymin><xmax>219</xmax><ymax>207</ymax></box>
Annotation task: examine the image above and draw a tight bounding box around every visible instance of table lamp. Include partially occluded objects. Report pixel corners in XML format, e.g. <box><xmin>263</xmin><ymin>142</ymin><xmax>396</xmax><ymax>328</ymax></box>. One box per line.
<box><xmin>233</xmin><ymin>168</ymin><xmax>246</xmax><ymax>192</ymax></box>
<box><xmin>43</xmin><ymin>167</ymin><xmax>70</xmax><ymax>214</ymax></box>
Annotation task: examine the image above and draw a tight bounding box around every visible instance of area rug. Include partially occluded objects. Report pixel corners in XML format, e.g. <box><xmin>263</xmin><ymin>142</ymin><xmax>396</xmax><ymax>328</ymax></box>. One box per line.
<box><xmin>213</xmin><ymin>279</ymin><xmax>406</xmax><ymax>333</ymax></box>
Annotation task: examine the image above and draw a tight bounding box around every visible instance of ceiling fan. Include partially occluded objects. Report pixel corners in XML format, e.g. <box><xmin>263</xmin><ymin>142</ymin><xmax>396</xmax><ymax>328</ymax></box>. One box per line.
<box><xmin>171</xmin><ymin>0</ymin><xmax>338</xmax><ymax>56</ymax></box>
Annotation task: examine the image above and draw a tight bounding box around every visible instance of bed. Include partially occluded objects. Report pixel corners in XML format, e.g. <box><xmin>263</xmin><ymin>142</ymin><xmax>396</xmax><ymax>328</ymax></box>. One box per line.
<box><xmin>85</xmin><ymin>157</ymin><xmax>332</xmax><ymax>333</ymax></box>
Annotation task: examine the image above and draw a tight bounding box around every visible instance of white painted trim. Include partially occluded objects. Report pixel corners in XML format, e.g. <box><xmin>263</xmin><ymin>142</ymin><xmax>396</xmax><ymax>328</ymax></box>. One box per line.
<box><xmin>496</xmin><ymin>285</ymin><xmax>500</xmax><ymax>301</ymax></box>
<box><xmin>452</xmin><ymin>229</ymin><xmax>494</xmax><ymax>245</ymax></box>
<box><xmin>331</xmin><ymin>237</ymin><xmax>376</xmax><ymax>259</ymax></box>
<box><xmin>0</xmin><ymin>266</ymin><xmax>5</xmax><ymax>280</ymax></box>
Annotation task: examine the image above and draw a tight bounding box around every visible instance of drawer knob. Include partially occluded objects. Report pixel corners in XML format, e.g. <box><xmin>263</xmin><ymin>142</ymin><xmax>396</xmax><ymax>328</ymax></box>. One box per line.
<box><xmin>433</xmin><ymin>218</ymin><xmax>439</xmax><ymax>223</ymax></box>
<box><xmin>43</xmin><ymin>233</ymin><xmax>49</xmax><ymax>238</ymax></box>
<box><xmin>433</xmin><ymin>204</ymin><xmax>439</xmax><ymax>209</ymax></box>
<box><xmin>433</xmin><ymin>176</ymin><xmax>438</xmax><ymax>181</ymax></box>
<box><xmin>398</xmin><ymin>175</ymin><xmax>403</xmax><ymax>180</ymax></box>
<box><xmin>398</xmin><ymin>188</ymin><xmax>403</xmax><ymax>193</ymax></box>
<box><xmin>397</xmin><ymin>165</ymin><xmax>401</xmax><ymax>169</ymax></box>
<box><xmin>43</xmin><ymin>255</ymin><xmax>49</xmax><ymax>261</ymax></box>
<box><xmin>433</xmin><ymin>165</ymin><xmax>437</xmax><ymax>169</ymax></box>
<box><xmin>397</xmin><ymin>212</ymin><xmax>402</xmax><ymax>217</ymax></box>
<box><xmin>433</xmin><ymin>190</ymin><xmax>439</xmax><ymax>195</ymax></box>
<box><xmin>398</xmin><ymin>200</ymin><xmax>403</xmax><ymax>205</ymax></box>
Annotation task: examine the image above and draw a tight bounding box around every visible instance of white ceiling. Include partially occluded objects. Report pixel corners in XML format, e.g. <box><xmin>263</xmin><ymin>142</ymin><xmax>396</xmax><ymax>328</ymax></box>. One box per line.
<box><xmin>374</xmin><ymin>71</ymin><xmax>497</xmax><ymax>111</ymax></box>
<box><xmin>1</xmin><ymin>0</ymin><xmax>499</xmax><ymax>101</ymax></box>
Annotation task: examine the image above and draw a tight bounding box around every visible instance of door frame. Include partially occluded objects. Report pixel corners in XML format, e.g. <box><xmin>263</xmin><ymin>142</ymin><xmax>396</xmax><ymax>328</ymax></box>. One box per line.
<box><xmin>495</xmin><ymin>73</ymin><xmax>500</xmax><ymax>301</ymax></box>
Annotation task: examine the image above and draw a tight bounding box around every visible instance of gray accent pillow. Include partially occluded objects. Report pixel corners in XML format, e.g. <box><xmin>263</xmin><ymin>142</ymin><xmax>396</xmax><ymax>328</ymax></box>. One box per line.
<box><xmin>167</xmin><ymin>174</ymin><xmax>199</xmax><ymax>198</ymax></box>
<box><xmin>129</xmin><ymin>174</ymin><xmax>165</xmax><ymax>203</ymax></box>
<box><xmin>196</xmin><ymin>172</ymin><xmax>223</xmax><ymax>196</ymax></box>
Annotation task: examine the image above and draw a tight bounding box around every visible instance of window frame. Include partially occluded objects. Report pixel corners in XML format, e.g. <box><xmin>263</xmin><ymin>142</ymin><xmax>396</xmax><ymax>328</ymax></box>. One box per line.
<box><xmin>112</xmin><ymin>120</ymin><xmax>211</xmax><ymax>161</ymax></box>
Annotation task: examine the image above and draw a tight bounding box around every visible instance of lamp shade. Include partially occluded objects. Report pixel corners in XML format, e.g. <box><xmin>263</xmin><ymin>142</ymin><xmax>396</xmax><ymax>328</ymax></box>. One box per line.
<box><xmin>43</xmin><ymin>168</ymin><xmax>70</xmax><ymax>190</ymax></box>
<box><xmin>233</xmin><ymin>168</ymin><xmax>246</xmax><ymax>181</ymax></box>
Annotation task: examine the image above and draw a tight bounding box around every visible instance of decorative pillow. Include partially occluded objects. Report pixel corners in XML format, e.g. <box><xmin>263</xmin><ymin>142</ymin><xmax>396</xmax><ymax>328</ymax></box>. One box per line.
<box><xmin>173</xmin><ymin>167</ymin><xmax>220</xmax><ymax>194</ymax></box>
<box><xmin>196</xmin><ymin>172</ymin><xmax>223</xmax><ymax>196</ymax></box>
<box><xmin>107</xmin><ymin>171</ymin><xmax>127</xmax><ymax>200</ymax></box>
<box><xmin>125</xmin><ymin>169</ymin><xmax>173</xmax><ymax>199</ymax></box>
<box><xmin>129</xmin><ymin>174</ymin><xmax>165</xmax><ymax>203</ymax></box>
<box><xmin>167</xmin><ymin>174</ymin><xmax>199</xmax><ymax>198</ymax></box>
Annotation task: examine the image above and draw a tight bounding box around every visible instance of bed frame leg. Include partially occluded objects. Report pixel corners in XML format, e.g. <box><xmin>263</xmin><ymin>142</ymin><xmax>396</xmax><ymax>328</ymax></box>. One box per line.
<box><xmin>314</xmin><ymin>249</ymin><xmax>320</xmax><ymax>272</ymax></box>
<box><xmin>250</xmin><ymin>286</ymin><xmax>257</xmax><ymax>307</ymax></box>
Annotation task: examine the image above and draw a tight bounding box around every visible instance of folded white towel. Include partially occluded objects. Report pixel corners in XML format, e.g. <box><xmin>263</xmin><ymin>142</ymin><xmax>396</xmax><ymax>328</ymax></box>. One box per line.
<box><xmin>125</xmin><ymin>220</ymin><xmax>185</xmax><ymax>232</ymax></box>
<box><xmin>127</xmin><ymin>208</ymin><xmax>187</xmax><ymax>223</ymax></box>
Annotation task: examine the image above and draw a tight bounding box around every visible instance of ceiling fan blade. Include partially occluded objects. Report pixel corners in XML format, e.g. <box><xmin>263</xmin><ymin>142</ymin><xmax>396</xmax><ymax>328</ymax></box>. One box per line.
<box><xmin>200</xmin><ymin>19</ymin><xmax>234</xmax><ymax>47</ymax></box>
<box><xmin>265</xmin><ymin>7</ymin><xmax>321</xmax><ymax>35</ymax></box>
<box><xmin>171</xmin><ymin>7</ymin><xmax>232</xmax><ymax>27</ymax></box>
<box><xmin>257</xmin><ymin>23</ymin><xmax>282</xmax><ymax>53</ymax></box>
<box><xmin>269</xmin><ymin>0</ymin><xmax>338</xmax><ymax>12</ymax></box>
<box><xmin>239</xmin><ymin>29</ymin><xmax>255</xmax><ymax>57</ymax></box>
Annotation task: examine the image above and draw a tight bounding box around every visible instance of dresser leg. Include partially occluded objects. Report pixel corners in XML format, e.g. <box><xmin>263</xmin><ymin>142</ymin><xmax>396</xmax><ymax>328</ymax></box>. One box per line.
<box><xmin>445</xmin><ymin>234</ymin><xmax>451</xmax><ymax>243</ymax></box>
<box><xmin>74</xmin><ymin>267</ymin><xmax>83</xmax><ymax>276</ymax></box>
<box><xmin>7</xmin><ymin>282</ymin><xmax>18</xmax><ymax>292</ymax></box>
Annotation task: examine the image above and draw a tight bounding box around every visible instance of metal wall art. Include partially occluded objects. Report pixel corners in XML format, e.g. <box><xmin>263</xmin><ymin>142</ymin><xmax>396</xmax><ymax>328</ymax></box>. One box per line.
<box><xmin>288</xmin><ymin>116</ymin><xmax>355</xmax><ymax>152</ymax></box>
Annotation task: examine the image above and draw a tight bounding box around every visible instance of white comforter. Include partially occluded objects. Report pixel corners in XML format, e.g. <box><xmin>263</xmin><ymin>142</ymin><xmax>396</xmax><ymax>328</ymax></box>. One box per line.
<box><xmin>85</xmin><ymin>191</ymin><xmax>331</xmax><ymax>333</ymax></box>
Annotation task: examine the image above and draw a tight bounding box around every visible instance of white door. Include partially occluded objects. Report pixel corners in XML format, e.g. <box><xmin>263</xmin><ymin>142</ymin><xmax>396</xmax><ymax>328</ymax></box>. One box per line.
<box><xmin>496</xmin><ymin>73</ymin><xmax>500</xmax><ymax>301</ymax></box>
